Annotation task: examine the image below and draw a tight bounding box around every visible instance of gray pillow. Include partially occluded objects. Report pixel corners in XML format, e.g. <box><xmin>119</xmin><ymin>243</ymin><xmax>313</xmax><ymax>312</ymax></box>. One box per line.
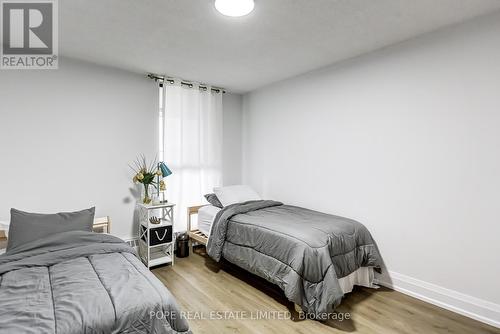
<box><xmin>7</xmin><ymin>207</ymin><xmax>95</xmax><ymax>252</ymax></box>
<box><xmin>204</xmin><ymin>193</ymin><xmax>223</xmax><ymax>208</ymax></box>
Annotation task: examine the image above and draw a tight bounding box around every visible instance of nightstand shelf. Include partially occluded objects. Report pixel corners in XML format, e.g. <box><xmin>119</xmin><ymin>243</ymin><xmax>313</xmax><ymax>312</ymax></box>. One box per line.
<box><xmin>138</xmin><ymin>240</ymin><xmax>173</xmax><ymax>267</ymax></box>
<box><xmin>137</xmin><ymin>203</ymin><xmax>176</xmax><ymax>268</ymax></box>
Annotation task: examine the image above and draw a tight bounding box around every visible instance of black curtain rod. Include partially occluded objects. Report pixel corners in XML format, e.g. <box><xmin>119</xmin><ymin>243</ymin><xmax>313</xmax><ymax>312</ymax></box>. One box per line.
<box><xmin>147</xmin><ymin>73</ymin><xmax>226</xmax><ymax>94</ymax></box>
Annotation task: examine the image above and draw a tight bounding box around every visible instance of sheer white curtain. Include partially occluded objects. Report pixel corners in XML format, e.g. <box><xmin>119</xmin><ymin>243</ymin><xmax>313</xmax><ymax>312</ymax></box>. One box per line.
<box><xmin>160</xmin><ymin>80</ymin><xmax>223</xmax><ymax>231</ymax></box>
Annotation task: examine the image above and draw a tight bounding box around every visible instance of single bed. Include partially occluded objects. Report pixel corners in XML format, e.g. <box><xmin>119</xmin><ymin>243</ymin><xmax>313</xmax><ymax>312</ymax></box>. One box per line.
<box><xmin>189</xmin><ymin>197</ymin><xmax>381</xmax><ymax>318</ymax></box>
<box><xmin>0</xmin><ymin>216</ymin><xmax>191</xmax><ymax>334</ymax></box>
<box><xmin>191</xmin><ymin>204</ymin><xmax>377</xmax><ymax>295</ymax></box>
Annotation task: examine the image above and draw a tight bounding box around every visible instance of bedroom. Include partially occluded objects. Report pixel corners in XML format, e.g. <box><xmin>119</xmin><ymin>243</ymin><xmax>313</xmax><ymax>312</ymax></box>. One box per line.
<box><xmin>0</xmin><ymin>0</ymin><xmax>499</xmax><ymax>333</ymax></box>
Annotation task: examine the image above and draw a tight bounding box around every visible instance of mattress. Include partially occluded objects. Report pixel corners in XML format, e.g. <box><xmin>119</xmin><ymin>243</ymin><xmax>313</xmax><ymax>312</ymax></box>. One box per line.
<box><xmin>198</xmin><ymin>205</ymin><xmax>221</xmax><ymax>237</ymax></box>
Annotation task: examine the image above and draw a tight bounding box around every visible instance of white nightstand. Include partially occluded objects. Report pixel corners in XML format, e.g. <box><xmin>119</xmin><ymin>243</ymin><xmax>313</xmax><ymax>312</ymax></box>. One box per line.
<box><xmin>137</xmin><ymin>203</ymin><xmax>176</xmax><ymax>268</ymax></box>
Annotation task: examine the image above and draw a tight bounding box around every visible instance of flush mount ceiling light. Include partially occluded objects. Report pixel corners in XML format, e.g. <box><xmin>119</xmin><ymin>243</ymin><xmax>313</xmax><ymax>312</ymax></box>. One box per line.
<box><xmin>215</xmin><ymin>0</ymin><xmax>254</xmax><ymax>17</ymax></box>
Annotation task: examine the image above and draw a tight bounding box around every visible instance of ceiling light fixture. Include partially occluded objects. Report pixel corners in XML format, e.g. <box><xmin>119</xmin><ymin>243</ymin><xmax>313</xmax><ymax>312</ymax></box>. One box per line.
<box><xmin>215</xmin><ymin>0</ymin><xmax>254</xmax><ymax>17</ymax></box>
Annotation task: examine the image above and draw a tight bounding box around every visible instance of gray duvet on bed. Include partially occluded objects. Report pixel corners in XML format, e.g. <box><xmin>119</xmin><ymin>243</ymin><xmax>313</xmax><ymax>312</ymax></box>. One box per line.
<box><xmin>207</xmin><ymin>200</ymin><xmax>381</xmax><ymax>317</ymax></box>
<box><xmin>0</xmin><ymin>231</ymin><xmax>191</xmax><ymax>334</ymax></box>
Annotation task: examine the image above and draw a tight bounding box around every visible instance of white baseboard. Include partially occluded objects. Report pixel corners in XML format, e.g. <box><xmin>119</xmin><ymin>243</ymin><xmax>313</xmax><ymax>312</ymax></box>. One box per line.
<box><xmin>374</xmin><ymin>271</ymin><xmax>500</xmax><ymax>329</ymax></box>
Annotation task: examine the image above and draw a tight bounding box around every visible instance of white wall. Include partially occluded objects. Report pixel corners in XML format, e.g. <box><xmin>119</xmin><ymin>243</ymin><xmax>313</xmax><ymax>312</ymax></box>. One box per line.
<box><xmin>242</xmin><ymin>12</ymin><xmax>500</xmax><ymax>325</ymax></box>
<box><xmin>0</xmin><ymin>58</ymin><xmax>243</xmax><ymax>240</ymax></box>
<box><xmin>0</xmin><ymin>57</ymin><xmax>157</xmax><ymax>239</ymax></box>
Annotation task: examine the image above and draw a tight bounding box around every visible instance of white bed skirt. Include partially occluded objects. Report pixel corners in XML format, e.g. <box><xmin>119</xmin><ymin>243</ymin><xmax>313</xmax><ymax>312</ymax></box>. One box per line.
<box><xmin>338</xmin><ymin>266</ymin><xmax>378</xmax><ymax>294</ymax></box>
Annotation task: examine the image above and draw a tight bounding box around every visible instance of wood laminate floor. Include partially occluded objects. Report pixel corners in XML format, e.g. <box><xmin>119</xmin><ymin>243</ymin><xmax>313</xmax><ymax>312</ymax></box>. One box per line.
<box><xmin>153</xmin><ymin>247</ymin><xmax>499</xmax><ymax>334</ymax></box>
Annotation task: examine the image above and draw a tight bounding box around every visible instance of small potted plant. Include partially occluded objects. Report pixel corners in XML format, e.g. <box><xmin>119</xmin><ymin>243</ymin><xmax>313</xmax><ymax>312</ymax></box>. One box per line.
<box><xmin>130</xmin><ymin>155</ymin><xmax>171</xmax><ymax>204</ymax></box>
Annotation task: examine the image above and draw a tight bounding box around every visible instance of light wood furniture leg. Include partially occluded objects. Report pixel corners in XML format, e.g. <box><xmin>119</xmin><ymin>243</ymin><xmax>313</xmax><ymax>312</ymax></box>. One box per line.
<box><xmin>294</xmin><ymin>303</ymin><xmax>302</xmax><ymax>313</ymax></box>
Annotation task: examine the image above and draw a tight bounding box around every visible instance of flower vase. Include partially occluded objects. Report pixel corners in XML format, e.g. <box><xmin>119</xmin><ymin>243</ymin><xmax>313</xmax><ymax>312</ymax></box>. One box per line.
<box><xmin>142</xmin><ymin>184</ymin><xmax>152</xmax><ymax>205</ymax></box>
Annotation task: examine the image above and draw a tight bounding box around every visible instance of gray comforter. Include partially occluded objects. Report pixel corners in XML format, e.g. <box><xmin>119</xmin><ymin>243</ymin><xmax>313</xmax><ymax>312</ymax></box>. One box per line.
<box><xmin>0</xmin><ymin>231</ymin><xmax>191</xmax><ymax>334</ymax></box>
<box><xmin>207</xmin><ymin>200</ymin><xmax>381</xmax><ymax>316</ymax></box>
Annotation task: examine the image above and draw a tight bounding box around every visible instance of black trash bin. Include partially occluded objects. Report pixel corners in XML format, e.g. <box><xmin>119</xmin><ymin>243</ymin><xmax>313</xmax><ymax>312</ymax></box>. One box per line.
<box><xmin>176</xmin><ymin>233</ymin><xmax>189</xmax><ymax>258</ymax></box>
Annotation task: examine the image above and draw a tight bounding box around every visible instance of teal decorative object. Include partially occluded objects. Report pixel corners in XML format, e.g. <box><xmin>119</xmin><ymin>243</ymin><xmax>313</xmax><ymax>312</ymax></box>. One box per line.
<box><xmin>159</xmin><ymin>162</ymin><xmax>172</xmax><ymax>177</ymax></box>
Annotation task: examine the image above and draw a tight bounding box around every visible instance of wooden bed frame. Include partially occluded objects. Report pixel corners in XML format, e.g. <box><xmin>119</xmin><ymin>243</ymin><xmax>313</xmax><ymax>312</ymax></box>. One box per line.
<box><xmin>93</xmin><ymin>216</ymin><xmax>112</xmax><ymax>234</ymax></box>
<box><xmin>0</xmin><ymin>230</ymin><xmax>6</xmax><ymax>250</ymax></box>
<box><xmin>187</xmin><ymin>205</ymin><xmax>208</xmax><ymax>246</ymax></box>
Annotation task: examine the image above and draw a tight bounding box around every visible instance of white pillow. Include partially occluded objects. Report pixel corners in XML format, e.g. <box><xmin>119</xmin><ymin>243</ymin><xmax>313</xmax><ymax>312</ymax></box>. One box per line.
<box><xmin>0</xmin><ymin>221</ymin><xmax>9</xmax><ymax>238</ymax></box>
<box><xmin>214</xmin><ymin>185</ymin><xmax>261</xmax><ymax>207</ymax></box>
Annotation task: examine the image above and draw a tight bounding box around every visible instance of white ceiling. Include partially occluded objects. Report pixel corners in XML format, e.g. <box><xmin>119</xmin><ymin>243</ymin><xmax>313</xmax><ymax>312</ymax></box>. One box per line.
<box><xmin>60</xmin><ymin>0</ymin><xmax>500</xmax><ymax>93</ymax></box>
